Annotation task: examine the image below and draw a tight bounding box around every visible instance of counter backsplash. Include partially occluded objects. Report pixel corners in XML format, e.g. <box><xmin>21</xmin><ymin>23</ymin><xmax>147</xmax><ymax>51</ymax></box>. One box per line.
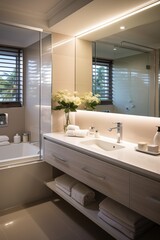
<box><xmin>75</xmin><ymin>110</ymin><xmax>160</xmax><ymax>145</ymax></box>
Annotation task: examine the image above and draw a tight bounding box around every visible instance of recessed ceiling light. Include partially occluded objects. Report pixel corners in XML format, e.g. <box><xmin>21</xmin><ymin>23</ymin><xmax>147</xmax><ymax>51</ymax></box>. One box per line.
<box><xmin>120</xmin><ymin>26</ymin><xmax>125</xmax><ymax>30</ymax></box>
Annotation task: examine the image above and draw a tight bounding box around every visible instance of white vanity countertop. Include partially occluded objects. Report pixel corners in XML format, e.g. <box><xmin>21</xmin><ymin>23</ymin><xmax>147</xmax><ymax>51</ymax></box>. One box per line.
<box><xmin>43</xmin><ymin>132</ymin><xmax>160</xmax><ymax>181</ymax></box>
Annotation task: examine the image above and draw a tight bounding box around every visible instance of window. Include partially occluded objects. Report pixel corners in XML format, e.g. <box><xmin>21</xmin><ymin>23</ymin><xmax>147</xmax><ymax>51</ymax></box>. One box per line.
<box><xmin>0</xmin><ymin>46</ymin><xmax>23</xmax><ymax>107</ymax></box>
<box><xmin>92</xmin><ymin>58</ymin><xmax>113</xmax><ymax>104</ymax></box>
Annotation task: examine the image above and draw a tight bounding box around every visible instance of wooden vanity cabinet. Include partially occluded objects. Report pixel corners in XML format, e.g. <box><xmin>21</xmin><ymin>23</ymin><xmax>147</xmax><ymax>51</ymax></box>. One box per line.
<box><xmin>44</xmin><ymin>138</ymin><xmax>130</xmax><ymax>207</ymax></box>
<box><xmin>130</xmin><ymin>173</ymin><xmax>160</xmax><ymax>225</ymax></box>
<box><xmin>43</xmin><ymin>136</ymin><xmax>160</xmax><ymax>239</ymax></box>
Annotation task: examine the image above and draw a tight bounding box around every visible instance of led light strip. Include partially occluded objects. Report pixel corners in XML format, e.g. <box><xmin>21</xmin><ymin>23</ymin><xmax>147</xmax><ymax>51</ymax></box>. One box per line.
<box><xmin>52</xmin><ymin>38</ymin><xmax>75</xmax><ymax>48</ymax></box>
<box><xmin>76</xmin><ymin>0</ymin><xmax>160</xmax><ymax>38</ymax></box>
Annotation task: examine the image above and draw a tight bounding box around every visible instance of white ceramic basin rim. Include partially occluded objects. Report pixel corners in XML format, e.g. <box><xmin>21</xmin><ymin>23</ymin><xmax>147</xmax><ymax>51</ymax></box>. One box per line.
<box><xmin>80</xmin><ymin>139</ymin><xmax>124</xmax><ymax>152</ymax></box>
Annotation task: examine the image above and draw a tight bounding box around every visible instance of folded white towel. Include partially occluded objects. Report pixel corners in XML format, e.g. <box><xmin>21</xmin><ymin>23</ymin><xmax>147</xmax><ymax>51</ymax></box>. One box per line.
<box><xmin>98</xmin><ymin>211</ymin><xmax>154</xmax><ymax>239</ymax></box>
<box><xmin>66</xmin><ymin>125</ymin><xmax>80</xmax><ymax>130</ymax></box>
<box><xmin>55</xmin><ymin>174</ymin><xmax>78</xmax><ymax>196</ymax></box>
<box><xmin>71</xmin><ymin>182</ymin><xmax>95</xmax><ymax>206</ymax></box>
<box><xmin>66</xmin><ymin>129</ymin><xmax>89</xmax><ymax>137</ymax></box>
<box><xmin>0</xmin><ymin>135</ymin><xmax>9</xmax><ymax>142</ymax></box>
<box><xmin>99</xmin><ymin>198</ymin><xmax>150</xmax><ymax>232</ymax></box>
<box><xmin>0</xmin><ymin>141</ymin><xmax>10</xmax><ymax>146</ymax></box>
<box><xmin>55</xmin><ymin>185</ymin><xmax>70</xmax><ymax>195</ymax></box>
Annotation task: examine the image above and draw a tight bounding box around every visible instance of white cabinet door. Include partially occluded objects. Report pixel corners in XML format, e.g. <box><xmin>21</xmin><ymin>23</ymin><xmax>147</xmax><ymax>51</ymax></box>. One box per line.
<box><xmin>130</xmin><ymin>173</ymin><xmax>160</xmax><ymax>224</ymax></box>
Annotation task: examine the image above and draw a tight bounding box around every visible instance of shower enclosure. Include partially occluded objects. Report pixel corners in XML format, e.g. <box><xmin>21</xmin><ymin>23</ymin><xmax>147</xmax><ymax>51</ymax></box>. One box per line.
<box><xmin>0</xmin><ymin>23</ymin><xmax>52</xmax><ymax>166</ymax></box>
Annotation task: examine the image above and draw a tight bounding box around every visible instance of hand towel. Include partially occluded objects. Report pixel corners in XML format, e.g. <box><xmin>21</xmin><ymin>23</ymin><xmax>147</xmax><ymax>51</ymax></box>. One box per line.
<box><xmin>99</xmin><ymin>197</ymin><xmax>151</xmax><ymax>232</ymax></box>
<box><xmin>98</xmin><ymin>211</ymin><xmax>154</xmax><ymax>239</ymax></box>
<box><xmin>0</xmin><ymin>135</ymin><xmax>9</xmax><ymax>142</ymax></box>
<box><xmin>55</xmin><ymin>174</ymin><xmax>78</xmax><ymax>196</ymax></box>
<box><xmin>66</xmin><ymin>125</ymin><xmax>80</xmax><ymax>130</ymax></box>
<box><xmin>65</xmin><ymin>129</ymin><xmax>89</xmax><ymax>137</ymax></box>
<box><xmin>71</xmin><ymin>182</ymin><xmax>95</xmax><ymax>206</ymax></box>
<box><xmin>0</xmin><ymin>141</ymin><xmax>10</xmax><ymax>146</ymax></box>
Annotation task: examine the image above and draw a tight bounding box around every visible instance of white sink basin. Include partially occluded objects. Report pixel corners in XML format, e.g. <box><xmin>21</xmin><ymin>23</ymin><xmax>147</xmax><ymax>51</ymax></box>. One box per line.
<box><xmin>80</xmin><ymin>138</ymin><xmax>125</xmax><ymax>152</ymax></box>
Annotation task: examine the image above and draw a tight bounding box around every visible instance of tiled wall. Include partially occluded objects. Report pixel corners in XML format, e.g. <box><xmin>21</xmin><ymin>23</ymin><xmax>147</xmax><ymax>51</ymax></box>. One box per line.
<box><xmin>0</xmin><ymin>107</ymin><xmax>25</xmax><ymax>142</ymax></box>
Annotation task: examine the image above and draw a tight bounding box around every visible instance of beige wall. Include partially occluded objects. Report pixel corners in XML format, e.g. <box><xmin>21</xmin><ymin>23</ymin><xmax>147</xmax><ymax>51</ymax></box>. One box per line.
<box><xmin>0</xmin><ymin>107</ymin><xmax>25</xmax><ymax>142</ymax></box>
<box><xmin>76</xmin><ymin>39</ymin><xmax>92</xmax><ymax>95</ymax></box>
<box><xmin>51</xmin><ymin>33</ymin><xmax>75</xmax><ymax>132</ymax></box>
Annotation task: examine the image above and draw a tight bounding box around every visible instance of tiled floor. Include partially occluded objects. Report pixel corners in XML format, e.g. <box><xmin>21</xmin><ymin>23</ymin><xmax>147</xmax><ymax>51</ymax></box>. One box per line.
<box><xmin>0</xmin><ymin>197</ymin><xmax>159</xmax><ymax>240</ymax></box>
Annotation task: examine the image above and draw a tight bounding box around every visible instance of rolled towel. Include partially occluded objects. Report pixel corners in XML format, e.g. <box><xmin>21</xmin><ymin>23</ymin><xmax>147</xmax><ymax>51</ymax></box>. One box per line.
<box><xmin>0</xmin><ymin>135</ymin><xmax>9</xmax><ymax>142</ymax></box>
<box><xmin>0</xmin><ymin>141</ymin><xmax>10</xmax><ymax>146</ymax></box>
<box><xmin>66</xmin><ymin>129</ymin><xmax>89</xmax><ymax>137</ymax></box>
<box><xmin>74</xmin><ymin>130</ymin><xmax>89</xmax><ymax>137</ymax></box>
<box><xmin>71</xmin><ymin>182</ymin><xmax>95</xmax><ymax>206</ymax></box>
<box><xmin>99</xmin><ymin>197</ymin><xmax>151</xmax><ymax>232</ymax></box>
<box><xmin>65</xmin><ymin>130</ymin><xmax>76</xmax><ymax>137</ymax></box>
<box><xmin>98</xmin><ymin>211</ymin><xmax>154</xmax><ymax>239</ymax></box>
<box><xmin>55</xmin><ymin>174</ymin><xmax>78</xmax><ymax>196</ymax></box>
<box><xmin>66</xmin><ymin>125</ymin><xmax>80</xmax><ymax>130</ymax></box>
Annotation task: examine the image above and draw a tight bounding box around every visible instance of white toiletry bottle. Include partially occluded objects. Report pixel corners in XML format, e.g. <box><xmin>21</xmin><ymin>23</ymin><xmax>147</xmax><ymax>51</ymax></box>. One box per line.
<box><xmin>89</xmin><ymin>126</ymin><xmax>95</xmax><ymax>136</ymax></box>
<box><xmin>13</xmin><ymin>133</ymin><xmax>21</xmax><ymax>144</ymax></box>
<box><xmin>153</xmin><ymin>126</ymin><xmax>160</xmax><ymax>149</ymax></box>
<box><xmin>23</xmin><ymin>133</ymin><xmax>29</xmax><ymax>143</ymax></box>
<box><xmin>95</xmin><ymin>130</ymin><xmax>100</xmax><ymax>138</ymax></box>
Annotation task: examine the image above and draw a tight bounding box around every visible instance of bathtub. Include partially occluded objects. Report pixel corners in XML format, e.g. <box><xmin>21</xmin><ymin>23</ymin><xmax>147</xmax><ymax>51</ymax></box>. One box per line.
<box><xmin>0</xmin><ymin>142</ymin><xmax>40</xmax><ymax>168</ymax></box>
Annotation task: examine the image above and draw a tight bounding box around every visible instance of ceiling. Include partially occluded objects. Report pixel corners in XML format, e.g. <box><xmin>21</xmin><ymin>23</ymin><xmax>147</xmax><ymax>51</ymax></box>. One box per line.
<box><xmin>0</xmin><ymin>0</ymin><xmax>160</xmax><ymax>48</ymax></box>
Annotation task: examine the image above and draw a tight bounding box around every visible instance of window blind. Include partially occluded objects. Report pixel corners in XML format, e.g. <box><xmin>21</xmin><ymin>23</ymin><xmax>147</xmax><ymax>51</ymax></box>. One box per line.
<box><xmin>0</xmin><ymin>46</ymin><xmax>23</xmax><ymax>107</ymax></box>
<box><xmin>92</xmin><ymin>58</ymin><xmax>113</xmax><ymax>104</ymax></box>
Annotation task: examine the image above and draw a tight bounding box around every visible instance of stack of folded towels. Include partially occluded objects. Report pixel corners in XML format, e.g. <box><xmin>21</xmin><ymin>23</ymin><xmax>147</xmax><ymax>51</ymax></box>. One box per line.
<box><xmin>98</xmin><ymin>197</ymin><xmax>154</xmax><ymax>239</ymax></box>
<box><xmin>55</xmin><ymin>174</ymin><xmax>95</xmax><ymax>206</ymax></box>
<box><xmin>65</xmin><ymin>125</ymin><xmax>89</xmax><ymax>138</ymax></box>
<box><xmin>0</xmin><ymin>135</ymin><xmax>10</xmax><ymax>146</ymax></box>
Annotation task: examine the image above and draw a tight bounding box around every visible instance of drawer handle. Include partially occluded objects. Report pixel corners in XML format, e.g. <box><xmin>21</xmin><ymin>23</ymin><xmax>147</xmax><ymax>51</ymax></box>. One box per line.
<box><xmin>82</xmin><ymin>167</ymin><xmax>105</xmax><ymax>181</ymax></box>
<box><xmin>148</xmin><ymin>196</ymin><xmax>160</xmax><ymax>204</ymax></box>
<box><xmin>52</xmin><ymin>154</ymin><xmax>67</xmax><ymax>163</ymax></box>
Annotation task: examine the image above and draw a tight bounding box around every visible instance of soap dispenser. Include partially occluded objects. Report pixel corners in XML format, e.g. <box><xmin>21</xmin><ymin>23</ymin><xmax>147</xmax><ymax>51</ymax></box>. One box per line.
<box><xmin>13</xmin><ymin>133</ymin><xmax>21</xmax><ymax>144</ymax></box>
<box><xmin>153</xmin><ymin>126</ymin><xmax>160</xmax><ymax>148</ymax></box>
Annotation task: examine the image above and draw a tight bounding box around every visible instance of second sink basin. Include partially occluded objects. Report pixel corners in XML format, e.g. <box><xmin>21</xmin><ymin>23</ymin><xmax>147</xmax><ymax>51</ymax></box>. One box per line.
<box><xmin>80</xmin><ymin>138</ymin><xmax>125</xmax><ymax>152</ymax></box>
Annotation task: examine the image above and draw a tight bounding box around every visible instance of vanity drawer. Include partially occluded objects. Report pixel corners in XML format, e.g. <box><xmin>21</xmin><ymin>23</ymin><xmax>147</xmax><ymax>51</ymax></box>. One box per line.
<box><xmin>79</xmin><ymin>159</ymin><xmax>130</xmax><ymax>206</ymax></box>
<box><xmin>43</xmin><ymin>139</ymin><xmax>77</xmax><ymax>176</ymax></box>
<box><xmin>130</xmin><ymin>173</ymin><xmax>160</xmax><ymax>224</ymax></box>
<box><xmin>43</xmin><ymin>139</ymin><xmax>130</xmax><ymax>206</ymax></box>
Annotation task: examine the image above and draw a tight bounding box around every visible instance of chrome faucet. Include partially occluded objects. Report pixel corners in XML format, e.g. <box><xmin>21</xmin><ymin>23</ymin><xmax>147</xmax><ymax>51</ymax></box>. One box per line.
<box><xmin>108</xmin><ymin>122</ymin><xmax>122</xmax><ymax>143</ymax></box>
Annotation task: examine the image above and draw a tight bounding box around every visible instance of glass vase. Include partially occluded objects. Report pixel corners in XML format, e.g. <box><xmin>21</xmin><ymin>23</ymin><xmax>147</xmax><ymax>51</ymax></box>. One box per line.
<box><xmin>64</xmin><ymin>111</ymin><xmax>71</xmax><ymax>132</ymax></box>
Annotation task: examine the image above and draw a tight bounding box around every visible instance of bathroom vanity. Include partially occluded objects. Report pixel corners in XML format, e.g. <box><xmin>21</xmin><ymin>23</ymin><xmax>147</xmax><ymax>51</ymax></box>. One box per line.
<box><xmin>43</xmin><ymin>133</ymin><xmax>160</xmax><ymax>240</ymax></box>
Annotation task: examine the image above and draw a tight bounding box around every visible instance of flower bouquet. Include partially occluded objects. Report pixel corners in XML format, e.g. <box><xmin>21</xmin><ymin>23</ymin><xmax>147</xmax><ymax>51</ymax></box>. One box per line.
<box><xmin>81</xmin><ymin>92</ymin><xmax>101</xmax><ymax>111</ymax></box>
<box><xmin>52</xmin><ymin>90</ymin><xmax>81</xmax><ymax>130</ymax></box>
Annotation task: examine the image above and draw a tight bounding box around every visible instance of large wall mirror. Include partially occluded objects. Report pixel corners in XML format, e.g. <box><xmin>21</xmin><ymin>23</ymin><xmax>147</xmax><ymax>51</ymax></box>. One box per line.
<box><xmin>75</xmin><ymin>4</ymin><xmax>160</xmax><ymax>117</ymax></box>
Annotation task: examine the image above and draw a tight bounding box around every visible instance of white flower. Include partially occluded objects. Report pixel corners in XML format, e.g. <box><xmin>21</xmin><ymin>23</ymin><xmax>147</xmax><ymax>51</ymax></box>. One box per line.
<box><xmin>52</xmin><ymin>90</ymin><xmax>81</xmax><ymax>112</ymax></box>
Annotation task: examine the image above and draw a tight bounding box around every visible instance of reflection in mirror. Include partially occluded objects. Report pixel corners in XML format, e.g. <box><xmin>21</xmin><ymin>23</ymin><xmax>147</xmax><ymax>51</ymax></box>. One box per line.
<box><xmin>75</xmin><ymin>6</ymin><xmax>160</xmax><ymax>117</ymax></box>
<box><xmin>92</xmin><ymin>40</ymin><xmax>155</xmax><ymax>116</ymax></box>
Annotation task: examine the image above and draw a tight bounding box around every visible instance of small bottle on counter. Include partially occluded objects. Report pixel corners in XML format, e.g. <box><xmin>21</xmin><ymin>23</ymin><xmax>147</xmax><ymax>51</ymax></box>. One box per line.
<box><xmin>89</xmin><ymin>126</ymin><xmax>95</xmax><ymax>136</ymax></box>
<box><xmin>22</xmin><ymin>133</ymin><xmax>29</xmax><ymax>143</ymax></box>
<box><xmin>153</xmin><ymin>126</ymin><xmax>160</xmax><ymax>150</ymax></box>
<box><xmin>94</xmin><ymin>130</ymin><xmax>100</xmax><ymax>138</ymax></box>
<box><xmin>13</xmin><ymin>133</ymin><xmax>21</xmax><ymax>144</ymax></box>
